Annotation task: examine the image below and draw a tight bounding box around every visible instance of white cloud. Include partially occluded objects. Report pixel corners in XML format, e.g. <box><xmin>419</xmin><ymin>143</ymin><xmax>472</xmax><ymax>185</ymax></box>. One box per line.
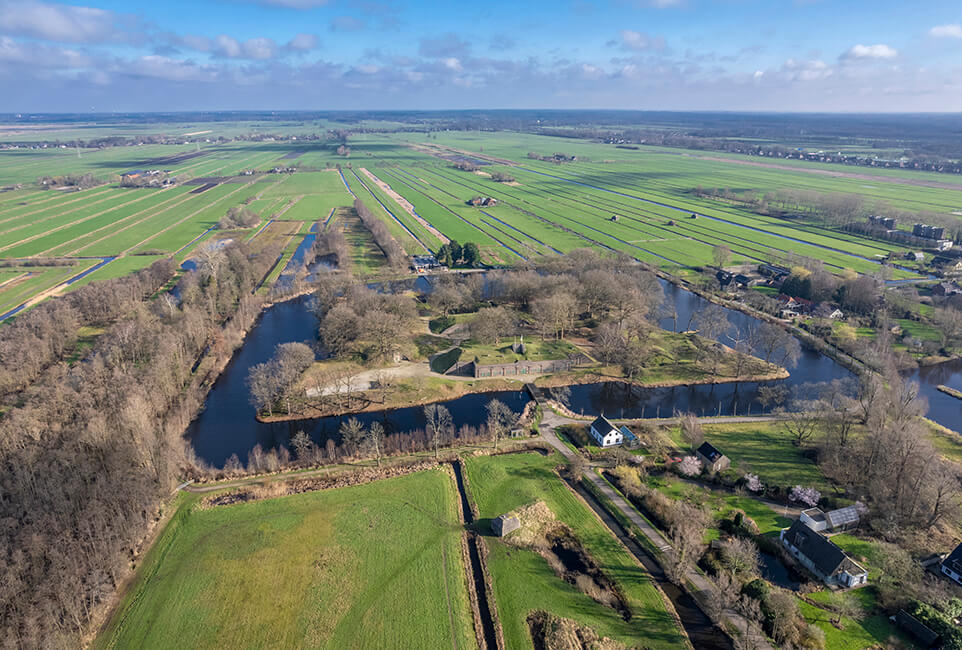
<box><xmin>841</xmin><ymin>43</ymin><xmax>897</xmax><ymax>61</ymax></box>
<box><xmin>0</xmin><ymin>35</ymin><xmax>93</xmax><ymax>67</ymax></box>
<box><xmin>286</xmin><ymin>33</ymin><xmax>319</xmax><ymax>52</ymax></box>
<box><xmin>930</xmin><ymin>24</ymin><xmax>962</xmax><ymax>39</ymax></box>
<box><xmin>0</xmin><ymin>0</ymin><xmax>128</xmax><ymax>43</ymax></box>
<box><xmin>241</xmin><ymin>37</ymin><xmax>276</xmax><ymax>60</ymax></box>
<box><xmin>782</xmin><ymin>58</ymin><xmax>832</xmax><ymax>81</ymax></box>
<box><xmin>441</xmin><ymin>57</ymin><xmax>462</xmax><ymax>71</ymax></box>
<box><xmin>618</xmin><ymin>29</ymin><xmax>665</xmax><ymax>52</ymax></box>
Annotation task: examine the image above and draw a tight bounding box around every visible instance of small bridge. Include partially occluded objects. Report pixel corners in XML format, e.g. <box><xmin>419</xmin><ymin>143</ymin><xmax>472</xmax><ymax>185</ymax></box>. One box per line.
<box><xmin>523</xmin><ymin>383</ymin><xmax>547</xmax><ymax>404</ymax></box>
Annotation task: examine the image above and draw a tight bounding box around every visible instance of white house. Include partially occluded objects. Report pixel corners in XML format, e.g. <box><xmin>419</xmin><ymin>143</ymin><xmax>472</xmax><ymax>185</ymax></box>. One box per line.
<box><xmin>589</xmin><ymin>415</ymin><xmax>623</xmax><ymax>447</ymax></box>
<box><xmin>941</xmin><ymin>543</ymin><xmax>962</xmax><ymax>585</ymax></box>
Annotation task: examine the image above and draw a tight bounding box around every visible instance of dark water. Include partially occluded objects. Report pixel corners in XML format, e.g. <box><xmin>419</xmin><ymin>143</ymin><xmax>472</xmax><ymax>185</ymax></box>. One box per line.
<box><xmin>186</xmin><ymin>295</ymin><xmax>529</xmax><ymax>466</ymax></box>
<box><xmin>187</xmin><ymin>275</ymin><xmax>961</xmax><ymax>467</ymax></box>
<box><xmin>759</xmin><ymin>552</ymin><xmax>801</xmax><ymax>591</ymax></box>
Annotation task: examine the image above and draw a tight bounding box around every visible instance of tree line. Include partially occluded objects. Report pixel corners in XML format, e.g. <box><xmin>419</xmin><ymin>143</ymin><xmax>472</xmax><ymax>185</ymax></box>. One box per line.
<box><xmin>352</xmin><ymin>198</ymin><xmax>406</xmax><ymax>269</ymax></box>
<box><xmin>0</xmin><ymin>235</ymin><xmax>289</xmax><ymax>646</ymax></box>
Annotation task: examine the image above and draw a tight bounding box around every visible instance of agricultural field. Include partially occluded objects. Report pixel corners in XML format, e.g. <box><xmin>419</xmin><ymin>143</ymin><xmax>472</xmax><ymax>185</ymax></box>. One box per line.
<box><xmin>0</xmin><ymin>144</ymin><xmax>358</xmax><ymax>320</ymax></box>
<box><xmin>97</xmin><ymin>469</ymin><xmax>475</xmax><ymax>649</ymax></box>
<box><xmin>1</xmin><ymin>123</ymin><xmax>960</xmax><ymax>320</ymax></box>
<box><xmin>463</xmin><ymin>451</ymin><xmax>686</xmax><ymax>649</ymax></box>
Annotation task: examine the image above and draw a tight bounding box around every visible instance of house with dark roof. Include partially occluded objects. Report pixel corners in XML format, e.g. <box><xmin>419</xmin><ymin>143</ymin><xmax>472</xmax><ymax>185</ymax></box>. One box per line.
<box><xmin>940</xmin><ymin>542</ymin><xmax>962</xmax><ymax>585</ymax></box>
<box><xmin>799</xmin><ymin>505</ymin><xmax>860</xmax><ymax>534</ymax></box>
<box><xmin>589</xmin><ymin>415</ymin><xmax>623</xmax><ymax>447</ymax></box>
<box><xmin>780</xmin><ymin>520</ymin><xmax>868</xmax><ymax>588</ymax></box>
<box><xmin>695</xmin><ymin>441</ymin><xmax>730</xmax><ymax>473</ymax></box>
<box><xmin>894</xmin><ymin>610</ymin><xmax>940</xmax><ymax>648</ymax></box>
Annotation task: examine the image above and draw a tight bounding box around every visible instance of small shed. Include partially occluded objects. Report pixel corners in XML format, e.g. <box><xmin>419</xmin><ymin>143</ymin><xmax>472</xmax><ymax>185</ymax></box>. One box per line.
<box><xmin>695</xmin><ymin>441</ymin><xmax>730</xmax><ymax>473</ymax></box>
<box><xmin>492</xmin><ymin>514</ymin><xmax>520</xmax><ymax>537</ymax></box>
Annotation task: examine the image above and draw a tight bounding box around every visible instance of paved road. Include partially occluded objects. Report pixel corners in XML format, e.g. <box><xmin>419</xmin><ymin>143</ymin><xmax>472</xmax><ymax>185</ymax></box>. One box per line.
<box><xmin>540</xmin><ymin>420</ymin><xmax>772</xmax><ymax>649</ymax></box>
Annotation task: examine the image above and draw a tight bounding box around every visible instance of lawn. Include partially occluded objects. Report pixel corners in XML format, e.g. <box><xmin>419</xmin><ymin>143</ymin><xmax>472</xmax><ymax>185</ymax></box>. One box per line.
<box><xmin>646</xmin><ymin>475</ymin><xmax>794</xmax><ymax>538</ymax></box>
<box><xmin>97</xmin><ymin>468</ymin><xmax>475</xmax><ymax>650</ymax></box>
<box><xmin>665</xmin><ymin>420</ymin><xmax>833</xmax><ymax>492</ymax></box>
<box><xmin>463</xmin><ymin>452</ymin><xmax>686</xmax><ymax>649</ymax></box>
<box><xmin>461</xmin><ymin>338</ymin><xmax>580</xmax><ymax>365</ymax></box>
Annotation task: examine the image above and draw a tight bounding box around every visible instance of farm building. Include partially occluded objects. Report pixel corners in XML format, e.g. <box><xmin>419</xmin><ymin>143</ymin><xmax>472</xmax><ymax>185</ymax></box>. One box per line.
<box><xmin>589</xmin><ymin>415</ymin><xmax>623</xmax><ymax>447</ymax></box>
<box><xmin>940</xmin><ymin>542</ymin><xmax>962</xmax><ymax>586</ymax></box>
<box><xmin>695</xmin><ymin>441</ymin><xmax>730</xmax><ymax>473</ymax></box>
<box><xmin>799</xmin><ymin>505</ymin><xmax>860</xmax><ymax>534</ymax></box>
<box><xmin>411</xmin><ymin>255</ymin><xmax>441</xmax><ymax>273</ymax></box>
<box><xmin>492</xmin><ymin>514</ymin><xmax>520</xmax><ymax>537</ymax></box>
<box><xmin>780</xmin><ymin>520</ymin><xmax>868</xmax><ymax>588</ymax></box>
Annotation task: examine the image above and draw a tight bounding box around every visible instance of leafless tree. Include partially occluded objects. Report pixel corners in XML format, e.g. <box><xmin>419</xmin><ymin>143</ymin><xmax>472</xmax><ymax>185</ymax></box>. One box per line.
<box><xmin>424</xmin><ymin>403</ymin><xmax>453</xmax><ymax>459</ymax></box>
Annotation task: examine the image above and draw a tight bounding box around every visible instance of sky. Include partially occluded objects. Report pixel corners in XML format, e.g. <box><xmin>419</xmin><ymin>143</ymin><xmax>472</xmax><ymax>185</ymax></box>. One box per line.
<box><xmin>1</xmin><ymin>0</ymin><xmax>961</xmax><ymax>113</ymax></box>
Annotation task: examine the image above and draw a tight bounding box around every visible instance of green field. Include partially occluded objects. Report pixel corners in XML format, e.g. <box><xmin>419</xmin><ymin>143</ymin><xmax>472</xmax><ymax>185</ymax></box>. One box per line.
<box><xmin>0</xmin><ymin>125</ymin><xmax>958</xmax><ymax>317</ymax></box>
<box><xmin>97</xmin><ymin>469</ymin><xmax>475</xmax><ymax>649</ymax></box>
<box><xmin>463</xmin><ymin>451</ymin><xmax>686</xmax><ymax>649</ymax></box>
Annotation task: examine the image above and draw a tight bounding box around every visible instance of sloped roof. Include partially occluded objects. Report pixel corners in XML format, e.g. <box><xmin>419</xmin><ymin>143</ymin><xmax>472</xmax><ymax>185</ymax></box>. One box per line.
<box><xmin>944</xmin><ymin>542</ymin><xmax>962</xmax><ymax>575</ymax></box>
<box><xmin>696</xmin><ymin>441</ymin><xmax>724</xmax><ymax>463</ymax></box>
<box><xmin>590</xmin><ymin>415</ymin><xmax>618</xmax><ymax>437</ymax></box>
<box><xmin>784</xmin><ymin>520</ymin><xmax>862</xmax><ymax>577</ymax></box>
<box><xmin>825</xmin><ymin>505</ymin><xmax>859</xmax><ymax>529</ymax></box>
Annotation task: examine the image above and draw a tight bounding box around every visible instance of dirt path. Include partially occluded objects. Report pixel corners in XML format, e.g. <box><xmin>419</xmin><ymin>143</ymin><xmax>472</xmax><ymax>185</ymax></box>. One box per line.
<box><xmin>359</xmin><ymin>167</ymin><xmax>450</xmax><ymax>245</ymax></box>
<box><xmin>691</xmin><ymin>154</ymin><xmax>962</xmax><ymax>192</ymax></box>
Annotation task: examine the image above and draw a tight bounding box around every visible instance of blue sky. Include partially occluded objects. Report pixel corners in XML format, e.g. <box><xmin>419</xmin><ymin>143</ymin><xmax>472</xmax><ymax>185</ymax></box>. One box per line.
<box><xmin>2</xmin><ymin>0</ymin><xmax>961</xmax><ymax>112</ymax></box>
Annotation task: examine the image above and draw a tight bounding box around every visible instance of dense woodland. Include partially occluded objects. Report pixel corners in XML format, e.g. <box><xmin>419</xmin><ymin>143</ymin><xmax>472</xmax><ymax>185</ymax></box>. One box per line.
<box><xmin>0</xmin><ymin>236</ymin><xmax>287</xmax><ymax>647</ymax></box>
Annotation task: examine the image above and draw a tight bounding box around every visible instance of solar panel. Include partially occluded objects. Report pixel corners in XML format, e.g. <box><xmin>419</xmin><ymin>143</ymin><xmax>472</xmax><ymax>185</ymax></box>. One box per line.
<box><xmin>826</xmin><ymin>505</ymin><xmax>859</xmax><ymax>528</ymax></box>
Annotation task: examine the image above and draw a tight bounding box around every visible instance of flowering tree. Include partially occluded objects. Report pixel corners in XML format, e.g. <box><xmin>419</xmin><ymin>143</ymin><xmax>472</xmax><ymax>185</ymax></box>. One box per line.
<box><xmin>789</xmin><ymin>485</ymin><xmax>821</xmax><ymax>507</ymax></box>
<box><xmin>678</xmin><ymin>456</ymin><xmax>703</xmax><ymax>477</ymax></box>
<box><xmin>745</xmin><ymin>473</ymin><xmax>764</xmax><ymax>493</ymax></box>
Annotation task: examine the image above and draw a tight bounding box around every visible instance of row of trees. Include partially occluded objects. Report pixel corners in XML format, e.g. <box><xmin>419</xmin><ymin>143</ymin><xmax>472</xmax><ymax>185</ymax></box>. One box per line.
<box><xmin>313</xmin><ymin>220</ymin><xmax>350</xmax><ymax>269</ymax></box>
<box><xmin>353</xmin><ymin>198</ymin><xmax>406</xmax><ymax>269</ymax></box>
<box><xmin>0</xmin><ymin>236</ymin><xmax>289</xmax><ymax>646</ymax></box>
<box><xmin>435</xmin><ymin>239</ymin><xmax>481</xmax><ymax>268</ymax></box>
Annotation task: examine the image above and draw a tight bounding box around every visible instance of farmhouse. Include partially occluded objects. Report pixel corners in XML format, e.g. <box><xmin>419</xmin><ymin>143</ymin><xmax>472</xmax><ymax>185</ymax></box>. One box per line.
<box><xmin>939</xmin><ymin>542</ymin><xmax>962</xmax><ymax>586</ymax></box>
<box><xmin>932</xmin><ymin>281</ymin><xmax>962</xmax><ymax>296</ymax></box>
<box><xmin>780</xmin><ymin>520</ymin><xmax>868</xmax><ymax>588</ymax></box>
<box><xmin>799</xmin><ymin>505</ymin><xmax>860</xmax><ymax>534</ymax></box>
<box><xmin>411</xmin><ymin>254</ymin><xmax>441</xmax><ymax>273</ymax></box>
<box><xmin>589</xmin><ymin>415</ymin><xmax>623</xmax><ymax>447</ymax></box>
<box><xmin>695</xmin><ymin>441</ymin><xmax>730</xmax><ymax>473</ymax></box>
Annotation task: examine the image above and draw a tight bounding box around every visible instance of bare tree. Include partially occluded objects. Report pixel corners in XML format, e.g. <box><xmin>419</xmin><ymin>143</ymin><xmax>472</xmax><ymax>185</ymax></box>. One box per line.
<box><xmin>712</xmin><ymin>244</ymin><xmax>732</xmax><ymax>268</ymax></box>
<box><xmin>679</xmin><ymin>412</ymin><xmax>704</xmax><ymax>450</ymax></box>
<box><xmin>339</xmin><ymin>417</ymin><xmax>366</xmax><ymax>455</ymax></box>
<box><xmin>424</xmin><ymin>403</ymin><xmax>453</xmax><ymax>459</ymax></box>
<box><xmin>367</xmin><ymin>421</ymin><xmax>384</xmax><ymax>467</ymax></box>
<box><xmin>485</xmin><ymin>399</ymin><xmax>517</xmax><ymax>450</ymax></box>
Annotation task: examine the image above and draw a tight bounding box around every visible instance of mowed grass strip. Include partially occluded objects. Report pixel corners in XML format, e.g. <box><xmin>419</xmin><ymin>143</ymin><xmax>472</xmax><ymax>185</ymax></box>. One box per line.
<box><xmin>463</xmin><ymin>452</ymin><xmax>686</xmax><ymax>649</ymax></box>
<box><xmin>97</xmin><ymin>469</ymin><xmax>475</xmax><ymax>650</ymax></box>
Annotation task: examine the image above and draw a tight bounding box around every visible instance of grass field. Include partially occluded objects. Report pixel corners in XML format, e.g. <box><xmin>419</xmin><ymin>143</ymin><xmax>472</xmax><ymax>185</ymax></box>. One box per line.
<box><xmin>97</xmin><ymin>469</ymin><xmax>475</xmax><ymax>649</ymax></box>
<box><xmin>0</xmin><ymin>125</ymin><xmax>956</xmax><ymax>316</ymax></box>
<box><xmin>665</xmin><ymin>420</ymin><xmax>832</xmax><ymax>492</ymax></box>
<box><xmin>463</xmin><ymin>451</ymin><xmax>686</xmax><ymax>649</ymax></box>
